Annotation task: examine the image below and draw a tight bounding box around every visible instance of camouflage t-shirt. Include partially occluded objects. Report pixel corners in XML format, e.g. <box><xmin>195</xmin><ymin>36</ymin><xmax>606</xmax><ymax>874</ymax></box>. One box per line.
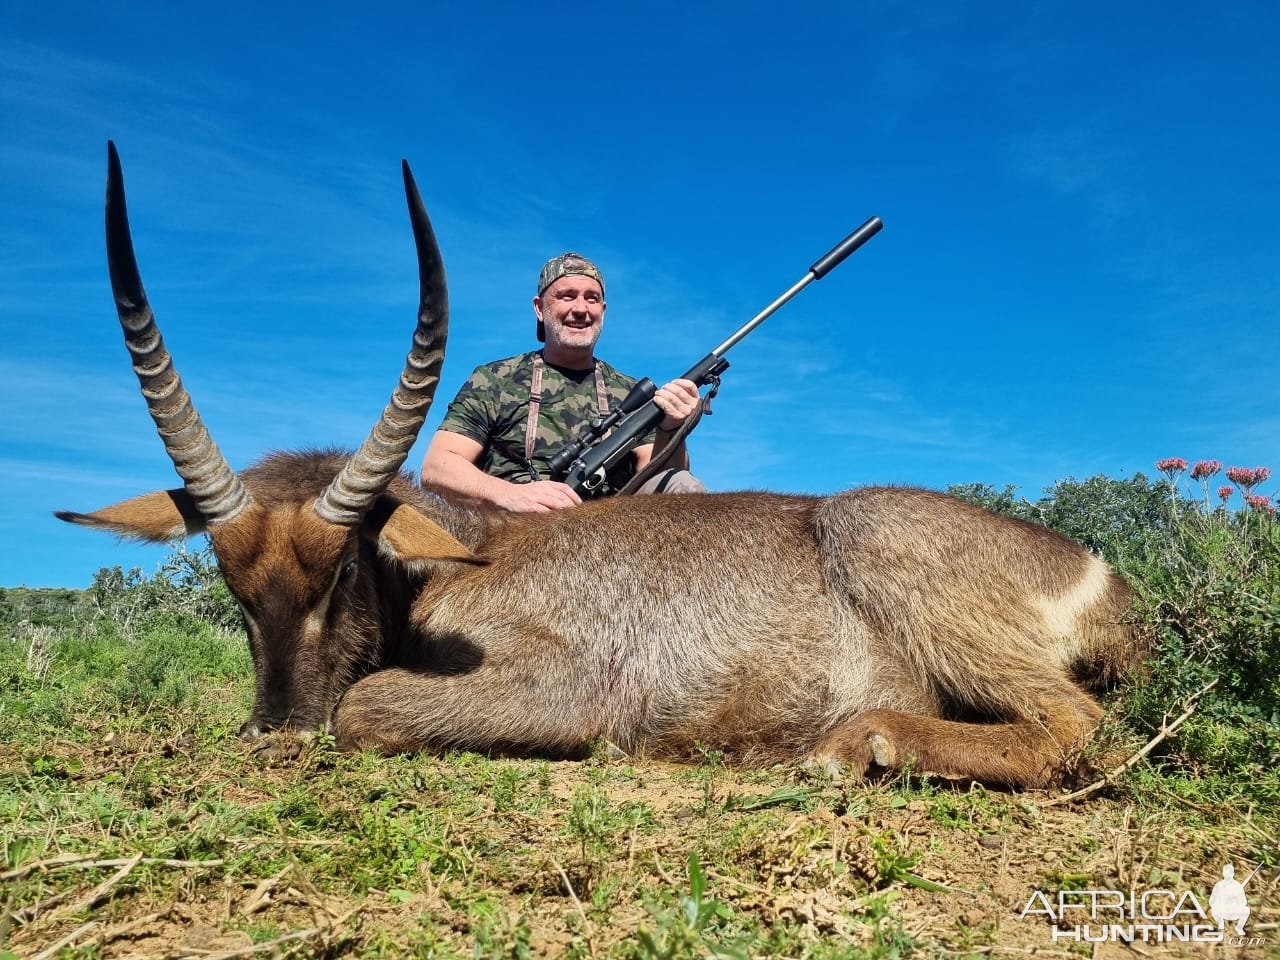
<box><xmin>439</xmin><ymin>351</ymin><xmax>656</xmax><ymax>496</ymax></box>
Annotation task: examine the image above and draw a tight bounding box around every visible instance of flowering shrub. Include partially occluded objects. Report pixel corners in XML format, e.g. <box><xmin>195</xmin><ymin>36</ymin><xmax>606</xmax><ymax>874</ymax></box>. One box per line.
<box><xmin>951</xmin><ymin>463</ymin><xmax>1278</xmax><ymax>781</ymax></box>
<box><xmin>1247</xmin><ymin>494</ymin><xmax>1277</xmax><ymax>516</ymax></box>
<box><xmin>1153</xmin><ymin>457</ymin><xmax>1273</xmax><ymax>520</ymax></box>
<box><xmin>1190</xmin><ymin>459</ymin><xmax>1221</xmax><ymax>481</ymax></box>
<box><xmin>1226</xmin><ymin>465</ymin><xmax>1271</xmax><ymax>498</ymax></box>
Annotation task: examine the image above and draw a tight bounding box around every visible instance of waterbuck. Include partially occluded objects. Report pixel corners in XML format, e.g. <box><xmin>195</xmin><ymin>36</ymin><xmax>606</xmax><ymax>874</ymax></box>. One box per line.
<box><xmin>58</xmin><ymin>142</ymin><xmax>471</xmax><ymax>740</ymax></box>
<box><xmin>61</xmin><ymin>144</ymin><xmax>1144</xmax><ymax>788</ymax></box>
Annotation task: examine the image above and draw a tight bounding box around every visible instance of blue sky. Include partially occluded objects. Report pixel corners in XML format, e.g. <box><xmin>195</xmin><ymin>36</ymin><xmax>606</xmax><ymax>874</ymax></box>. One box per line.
<box><xmin>3</xmin><ymin>2</ymin><xmax>1277</xmax><ymax>587</ymax></box>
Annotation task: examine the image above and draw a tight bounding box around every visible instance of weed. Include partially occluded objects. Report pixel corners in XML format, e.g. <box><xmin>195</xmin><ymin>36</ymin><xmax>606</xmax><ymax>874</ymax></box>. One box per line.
<box><xmin>631</xmin><ymin>853</ymin><xmax>750</xmax><ymax>959</ymax></box>
<box><xmin>868</xmin><ymin>833</ymin><xmax>950</xmax><ymax>893</ymax></box>
<box><xmin>724</xmin><ymin>785</ymin><xmax>819</xmax><ymax>813</ymax></box>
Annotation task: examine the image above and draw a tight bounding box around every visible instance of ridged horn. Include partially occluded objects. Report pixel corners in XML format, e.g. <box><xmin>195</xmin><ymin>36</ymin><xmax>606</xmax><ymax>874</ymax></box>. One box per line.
<box><xmin>105</xmin><ymin>141</ymin><xmax>251</xmax><ymax>524</ymax></box>
<box><xmin>313</xmin><ymin>160</ymin><xmax>447</xmax><ymax>526</ymax></box>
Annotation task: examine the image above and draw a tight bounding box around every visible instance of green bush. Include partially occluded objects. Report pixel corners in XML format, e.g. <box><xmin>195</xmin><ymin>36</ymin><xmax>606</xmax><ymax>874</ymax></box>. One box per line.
<box><xmin>89</xmin><ymin>542</ymin><xmax>242</xmax><ymax>634</ymax></box>
<box><xmin>950</xmin><ymin>466</ymin><xmax>1280</xmax><ymax>787</ymax></box>
<box><xmin>1</xmin><ymin>542</ymin><xmax>250</xmax><ymax>730</ymax></box>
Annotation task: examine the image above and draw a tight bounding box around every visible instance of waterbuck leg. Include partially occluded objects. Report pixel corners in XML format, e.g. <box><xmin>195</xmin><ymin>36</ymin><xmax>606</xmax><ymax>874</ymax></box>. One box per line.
<box><xmin>811</xmin><ymin>685</ymin><xmax>1103</xmax><ymax>789</ymax></box>
<box><xmin>332</xmin><ymin>666</ymin><xmax>601</xmax><ymax>758</ymax></box>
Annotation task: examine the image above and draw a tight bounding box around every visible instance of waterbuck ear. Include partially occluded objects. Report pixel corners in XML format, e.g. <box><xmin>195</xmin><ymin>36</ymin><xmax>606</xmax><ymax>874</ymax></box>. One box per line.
<box><xmin>55</xmin><ymin>489</ymin><xmax>207</xmax><ymax>542</ymax></box>
<box><xmin>367</xmin><ymin>501</ymin><xmax>484</xmax><ymax>567</ymax></box>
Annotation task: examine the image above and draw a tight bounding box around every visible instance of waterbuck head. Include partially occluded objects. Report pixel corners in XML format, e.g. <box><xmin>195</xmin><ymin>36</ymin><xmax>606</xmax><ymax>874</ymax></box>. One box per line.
<box><xmin>58</xmin><ymin>142</ymin><xmax>480</xmax><ymax>741</ymax></box>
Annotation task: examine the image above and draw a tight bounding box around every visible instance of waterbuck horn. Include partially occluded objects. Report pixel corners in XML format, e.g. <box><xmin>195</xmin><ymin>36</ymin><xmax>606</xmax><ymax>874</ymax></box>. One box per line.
<box><xmin>105</xmin><ymin>140</ymin><xmax>252</xmax><ymax>525</ymax></box>
<box><xmin>313</xmin><ymin>160</ymin><xmax>447</xmax><ymax>526</ymax></box>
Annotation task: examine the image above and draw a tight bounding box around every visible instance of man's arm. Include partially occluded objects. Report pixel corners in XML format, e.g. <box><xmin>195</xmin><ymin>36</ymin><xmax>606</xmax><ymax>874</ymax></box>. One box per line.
<box><xmin>422</xmin><ymin>430</ymin><xmax>582</xmax><ymax>512</ymax></box>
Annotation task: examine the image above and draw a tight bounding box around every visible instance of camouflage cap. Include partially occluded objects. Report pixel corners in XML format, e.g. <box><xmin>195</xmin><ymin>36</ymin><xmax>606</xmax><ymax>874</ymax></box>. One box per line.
<box><xmin>537</xmin><ymin>252</ymin><xmax>605</xmax><ymax>298</ymax></box>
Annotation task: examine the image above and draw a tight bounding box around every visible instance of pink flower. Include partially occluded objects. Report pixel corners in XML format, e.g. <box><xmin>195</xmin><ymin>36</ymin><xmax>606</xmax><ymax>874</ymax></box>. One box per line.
<box><xmin>1190</xmin><ymin>459</ymin><xmax>1222</xmax><ymax>481</ymax></box>
<box><xmin>1226</xmin><ymin>465</ymin><xmax>1272</xmax><ymax>495</ymax></box>
<box><xmin>1246</xmin><ymin>494</ymin><xmax>1276</xmax><ymax>516</ymax></box>
<box><xmin>1217</xmin><ymin>485</ymin><xmax>1234</xmax><ymax>503</ymax></box>
<box><xmin>1155</xmin><ymin>457</ymin><xmax>1188</xmax><ymax>476</ymax></box>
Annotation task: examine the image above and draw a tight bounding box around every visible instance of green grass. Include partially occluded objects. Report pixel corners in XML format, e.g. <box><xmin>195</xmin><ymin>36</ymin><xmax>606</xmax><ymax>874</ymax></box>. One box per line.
<box><xmin>3</xmin><ymin>475</ymin><xmax>1278</xmax><ymax>956</ymax></box>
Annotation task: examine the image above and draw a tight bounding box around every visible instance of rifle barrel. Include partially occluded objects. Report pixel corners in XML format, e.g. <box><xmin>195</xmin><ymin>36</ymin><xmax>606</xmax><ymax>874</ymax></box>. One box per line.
<box><xmin>710</xmin><ymin>216</ymin><xmax>882</xmax><ymax>358</ymax></box>
<box><xmin>710</xmin><ymin>273</ymin><xmax>815</xmax><ymax>357</ymax></box>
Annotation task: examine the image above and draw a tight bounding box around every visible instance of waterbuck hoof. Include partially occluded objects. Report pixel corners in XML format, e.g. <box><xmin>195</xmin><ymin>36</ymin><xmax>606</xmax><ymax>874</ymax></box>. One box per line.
<box><xmin>249</xmin><ymin>731</ymin><xmax>309</xmax><ymax>762</ymax></box>
<box><xmin>869</xmin><ymin>733</ymin><xmax>896</xmax><ymax>768</ymax></box>
<box><xmin>808</xmin><ymin>710</ymin><xmax>906</xmax><ymax>780</ymax></box>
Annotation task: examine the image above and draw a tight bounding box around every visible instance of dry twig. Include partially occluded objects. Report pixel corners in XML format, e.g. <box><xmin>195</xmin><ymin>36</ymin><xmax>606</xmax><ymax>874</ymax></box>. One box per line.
<box><xmin>29</xmin><ymin>920</ymin><xmax>97</xmax><ymax>960</ymax></box>
<box><xmin>71</xmin><ymin>909</ymin><xmax>175</xmax><ymax>953</ymax></box>
<box><xmin>240</xmin><ymin>866</ymin><xmax>291</xmax><ymax>915</ymax></box>
<box><xmin>1</xmin><ymin>854</ymin><xmax>224</xmax><ymax>882</ymax></box>
<box><xmin>19</xmin><ymin>853</ymin><xmax>145</xmax><ymax>938</ymax></box>
<box><xmin>0</xmin><ymin>852</ymin><xmax>92</xmax><ymax>880</ymax></box>
<box><xmin>551</xmin><ymin>857</ymin><xmax>596</xmax><ymax>958</ymax></box>
<box><xmin>70</xmin><ymin>851</ymin><xmax>144</xmax><ymax>914</ymax></box>
<box><xmin>651</xmin><ymin>851</ymin><xmax>678</xmax><ymax>886</ymax></box>
<box><xmin>180</xmin><ymin>925</ymin><xmax>322</xmax><ymax>959</ymax></box>
<box><xmin>11</xmin><ymin>886</ymin><xmax>77</xmax><ymax>924</ymax></box>
<box><xmin>1040</xmin><ymin>678</ymin><xmax>1218</xmax><ymax>808</ymax></box>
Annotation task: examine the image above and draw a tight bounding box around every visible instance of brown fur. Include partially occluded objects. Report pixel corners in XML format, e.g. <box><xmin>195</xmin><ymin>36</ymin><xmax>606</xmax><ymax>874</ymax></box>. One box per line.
<box><xmin>63</xmin><ymin>451</ymin><xmax>424</xmax><ymax>736</ymax></box>
<box><xmin>216</xmin><ymin>452</ymin><xmax>430</xmax><ymax>735</ymax></box>
<box><xmin>328</xmin><ymin>485</ymin><xmax>1145</xmax><ymax>789</ymax></box>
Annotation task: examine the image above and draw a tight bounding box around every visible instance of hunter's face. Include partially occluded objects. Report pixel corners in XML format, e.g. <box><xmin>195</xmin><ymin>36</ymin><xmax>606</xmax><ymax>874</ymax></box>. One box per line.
<box><xmin>536</xmin><ymin>275</ymin><xmax>605</xmax><ymax>355</ymax></box>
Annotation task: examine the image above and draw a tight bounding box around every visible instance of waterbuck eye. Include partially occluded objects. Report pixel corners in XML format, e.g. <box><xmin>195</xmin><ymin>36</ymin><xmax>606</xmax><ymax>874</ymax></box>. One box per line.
<box><xmin>339</xmin><ymin>556</ymin><xmax>359</xmax><ymax>582</ymax></box>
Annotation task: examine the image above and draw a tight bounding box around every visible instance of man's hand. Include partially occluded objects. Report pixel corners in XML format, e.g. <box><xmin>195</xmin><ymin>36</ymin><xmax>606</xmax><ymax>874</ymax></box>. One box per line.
<box><xmin>495</xmin><ymin>480</ymin><xmax>583</xmax><ymax>513</ymax></box>
<box><xmin>654</xmin><ymin>378</ymin><xmax>700</xmax><ymax>431</ymax></box>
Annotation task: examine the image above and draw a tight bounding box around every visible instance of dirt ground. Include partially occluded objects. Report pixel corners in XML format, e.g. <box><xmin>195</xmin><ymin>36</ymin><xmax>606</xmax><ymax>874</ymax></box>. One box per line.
<box><xmin>5</xmin><ymin>741</ymin><xmax>1277</xmax><ymax>959</ymax></box>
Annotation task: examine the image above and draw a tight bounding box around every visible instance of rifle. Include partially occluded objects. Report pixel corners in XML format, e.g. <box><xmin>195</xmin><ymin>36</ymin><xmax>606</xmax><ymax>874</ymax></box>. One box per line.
<box><xmin>547</xmin><ymin>217</ymin><xmax>883</xmax><ymax>494</ymax></box>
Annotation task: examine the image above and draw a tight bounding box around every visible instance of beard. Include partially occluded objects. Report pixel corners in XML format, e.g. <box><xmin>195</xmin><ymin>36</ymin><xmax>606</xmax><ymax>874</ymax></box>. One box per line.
<box><xmin>545</xmin><ymin>317</ymin><xmax>602</xmax><ymax>352</ymax></box>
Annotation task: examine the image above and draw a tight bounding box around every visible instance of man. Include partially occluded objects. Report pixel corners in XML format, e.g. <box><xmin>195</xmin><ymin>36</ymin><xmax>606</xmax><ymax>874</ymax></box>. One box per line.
<box><xmin>421</xmin><ymin>252</ymin><xmax>704</xmax><ymax>512</ymax></box>
<box><xmin>1209</xmin><ymin>863</ymin><xmax>1250</xmax><ymax>935</ymax></box>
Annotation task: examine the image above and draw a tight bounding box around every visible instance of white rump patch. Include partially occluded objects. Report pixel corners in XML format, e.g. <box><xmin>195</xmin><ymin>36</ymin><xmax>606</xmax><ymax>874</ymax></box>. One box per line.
<box><xmin>1038</xmin><ymin>557</ymin><xmax>1110</xmax><ymax>648</ymax></box>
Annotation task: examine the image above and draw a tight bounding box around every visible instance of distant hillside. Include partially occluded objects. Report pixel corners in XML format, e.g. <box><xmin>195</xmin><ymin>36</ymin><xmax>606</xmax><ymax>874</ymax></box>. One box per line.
<box><xmin>0</xmin><ymin>584</ymin><xmax>91</xmax><ymax>628</ymax></box>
